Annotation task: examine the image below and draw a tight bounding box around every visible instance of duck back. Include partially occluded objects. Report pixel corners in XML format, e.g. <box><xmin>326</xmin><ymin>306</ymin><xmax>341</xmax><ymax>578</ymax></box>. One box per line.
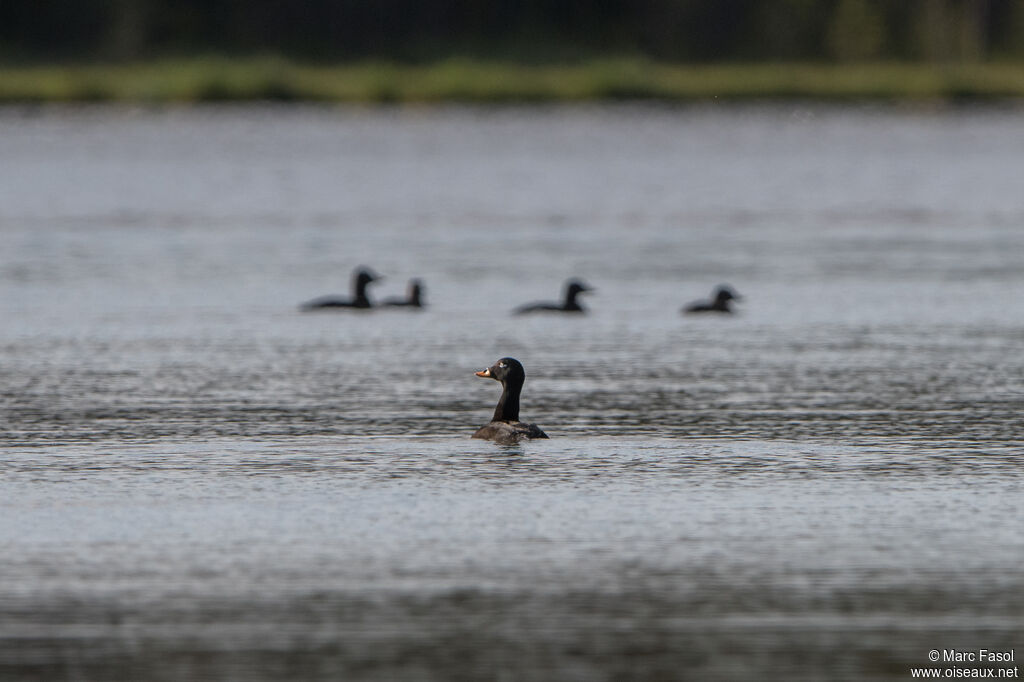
<box><xmin>473</xmin><ymin>421</ymin><xmax>549</xmax><ymax>445</ymax></box>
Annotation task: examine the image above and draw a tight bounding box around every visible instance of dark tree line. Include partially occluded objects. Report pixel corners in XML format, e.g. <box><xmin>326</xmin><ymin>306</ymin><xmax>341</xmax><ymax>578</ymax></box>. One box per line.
<box><xmin>2</xmin><ymin>0</ymin><xmax>1021</xmax><ymax>62</ymax></box>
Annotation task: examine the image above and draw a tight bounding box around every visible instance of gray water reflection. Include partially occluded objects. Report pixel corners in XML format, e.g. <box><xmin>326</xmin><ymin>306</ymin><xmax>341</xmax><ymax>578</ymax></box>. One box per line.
<box><xmin>4</xmin><ymin>322</ymin><xmax>1022</xmax><ymax>446</ymax></box>
<box><xmin>1</xmin><ymin>105</ymin><xmax>1023</xmax><ymax>680</ymax></box>
<box><xmin>2</xmin><ymin>438</ymin><xmax>1022</xmax><ymax>681</ymax></box>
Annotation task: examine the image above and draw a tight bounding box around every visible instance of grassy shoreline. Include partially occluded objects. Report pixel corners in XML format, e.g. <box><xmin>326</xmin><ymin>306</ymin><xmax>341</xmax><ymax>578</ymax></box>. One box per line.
<box><xmin>2</xmin><ymin>58</ymin><xmax>1024</xmax><ymax>103</ymax></box>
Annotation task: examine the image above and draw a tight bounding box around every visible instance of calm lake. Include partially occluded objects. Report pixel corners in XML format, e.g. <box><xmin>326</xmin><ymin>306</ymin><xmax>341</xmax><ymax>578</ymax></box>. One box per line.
<box><xmin>1</xmin><ymin>104</ymin><xmax>1022</xmax><ymax>681</ymax></box>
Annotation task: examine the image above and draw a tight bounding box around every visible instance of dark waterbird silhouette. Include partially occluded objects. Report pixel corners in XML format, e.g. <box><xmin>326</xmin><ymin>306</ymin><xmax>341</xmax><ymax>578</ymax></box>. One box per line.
<box><xmin>382</xmin><ymin>279</ymin><xmax>425</xmax><ymax>308</ymax></box>
<box><xmin>300</xmin><ymin>267</ymin><xmax>381</xmax><ymax>311</ymax></box>
<box><xmin>683</xmin><ymin>285</ymin><xmax>742</xmax><ymax>314</ymax></box>
<box><xmin>514</xmin><ymin>279</ymin><xmax>593</xmax><ymax>314</ymax></box>
<box><xmin>473</xmin><ymin>357</ymin><xmax>549</xmax><ymax>444</ymax></box>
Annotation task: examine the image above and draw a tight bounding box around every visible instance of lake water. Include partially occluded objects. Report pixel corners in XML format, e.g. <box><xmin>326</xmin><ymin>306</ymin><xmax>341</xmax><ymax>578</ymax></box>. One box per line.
<box><xmin>1</xmin><ymin>104</ymin><xmax>1022</xmax><ymax>680</ymax></box>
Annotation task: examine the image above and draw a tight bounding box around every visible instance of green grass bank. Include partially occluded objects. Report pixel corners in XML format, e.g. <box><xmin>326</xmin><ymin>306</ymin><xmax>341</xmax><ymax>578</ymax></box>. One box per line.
<box><xmin>3</xmin><ymin>58</ymin><xmax>1024</xmax><ymax>103</ymax></box>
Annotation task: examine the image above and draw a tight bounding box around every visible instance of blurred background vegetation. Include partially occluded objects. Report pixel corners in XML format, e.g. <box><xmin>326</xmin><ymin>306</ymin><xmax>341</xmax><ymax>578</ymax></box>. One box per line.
<box><xmin>2</xmin><ymin>0</ymin><xmax>1022</xmax><ymax>101</ymax></box>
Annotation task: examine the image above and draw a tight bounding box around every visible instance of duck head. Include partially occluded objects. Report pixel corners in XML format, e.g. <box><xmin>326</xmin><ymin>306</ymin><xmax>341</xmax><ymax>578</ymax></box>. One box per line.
<box><xmin>353</xmin><ymin>267</ymin><xmax>382</xmax><ymax>289</ymax></box>
<box><xmin>714</xmin><ymin>286</ymin><xmax>740</xmax><ymax>304</ymax></box>
<box><xmin>475</xmin><ymin>357</ymin><xmax>525</xmax><ymax>385</ymax></box>
<box><xmin>567</xmin><ymin>278</ymin><xmax>592</xmax><ymax>295</ymax></box>
<box><xmin>564</xmin><ymin>279</ymin><xmax>593</xmax><ymax>308</ymax></box>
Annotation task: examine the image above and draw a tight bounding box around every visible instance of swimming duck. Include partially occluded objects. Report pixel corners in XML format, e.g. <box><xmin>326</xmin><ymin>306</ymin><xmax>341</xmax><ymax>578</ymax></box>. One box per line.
<box><xmin>514</xmin><ymin>279</ymin><xmax>593</xmax><ymax>314</ymax></box>
<box><xmin>683</xmin><ymin>286</ymin><xmax>741</xmax><ymax>314</ymax></box>
<box><xmin>382</xmin><ymin>279</ymin><xmax>425</xmax><ymax>308</ymax></box>
<box><xmin>473</xmin><ymin>357</ymin><xmax>549</xmax><ymax>444</ymax></box>
<box><xmin>301</xmin><ymin>267</ymin><xmax>381</xmax><ymax>311</ymax></box>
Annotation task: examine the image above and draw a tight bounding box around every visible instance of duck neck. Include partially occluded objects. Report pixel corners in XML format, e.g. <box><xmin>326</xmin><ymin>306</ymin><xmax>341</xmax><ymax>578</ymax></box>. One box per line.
<box><xmin>354</xmin><ymin>280</ymin><xmax>371</xmax><ymax>307</ymax></box>
<box><xmin>493</xmin><ymin>380</ymin><xmax>521</xmax><ymax>422</ymax></box>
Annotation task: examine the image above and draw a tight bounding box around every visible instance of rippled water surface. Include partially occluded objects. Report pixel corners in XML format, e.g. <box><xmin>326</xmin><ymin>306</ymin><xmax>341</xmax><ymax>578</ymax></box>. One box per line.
<box><xmin>1</xmin><ymin>105</ymin><xmax>1022</xmax><ymax>680</ymax></box>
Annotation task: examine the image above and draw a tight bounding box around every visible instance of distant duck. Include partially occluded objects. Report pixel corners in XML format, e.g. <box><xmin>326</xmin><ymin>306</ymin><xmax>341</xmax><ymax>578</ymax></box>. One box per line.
<box><xmin>683</xmin><ymin>285</ymin><xmax>741</xmax><ymax>314</ymax></box>
<box><xmin>473</xmin><ymin>357</ymin><xmax>549</xmax><ymax>444</ymax></box>
<box><xmin>382</xmin><ymin>279</ymin><xmax>425</xmax><ymax>309</ymax></box>
<box><xmin>514</xmin><ymin>279</ymin><xmax>593</xmax><ymax>314</ymax></box>
<box><xmin>301</xmin><ymin>267</ymin><xmax>381</xmax><ymax>311</ymax></box>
